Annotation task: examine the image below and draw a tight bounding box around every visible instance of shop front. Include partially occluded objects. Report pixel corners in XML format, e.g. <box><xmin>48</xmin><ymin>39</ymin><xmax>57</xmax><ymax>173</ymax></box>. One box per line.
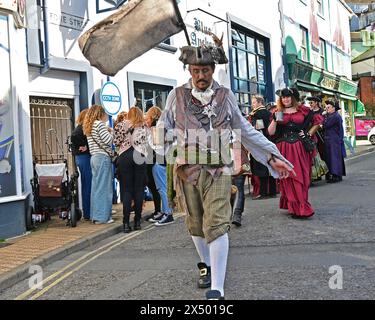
<box><xmin>0</xmin><ymin>5</ymin><xmax>30</xmax><ymax>239</ymax></box>
<box><xmin>287</xmin><ymin>54</ymin><xmax>360</xmax><ymax>148</ymax></box>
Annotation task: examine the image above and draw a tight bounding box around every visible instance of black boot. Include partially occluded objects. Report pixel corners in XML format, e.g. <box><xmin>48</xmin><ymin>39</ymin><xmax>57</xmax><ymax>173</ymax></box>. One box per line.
<box><xmin>133</xmin><ymin>220</ymin><xmax>141</xmax><ymax>231</ymax></box>
<box><xmin>197</xmin><ymin>262</ymin><xmax>211</xmax><ymax>289</ymax></box>
<box><xmin>123</xmin><ymin>215</ymin><xmax>132</xmax><ymax>233</ymax></box>
<box><xmin>123</xmin><ymin>223</ymin><xmax>132</xmax><ymax>233</ymax></box>
<box><xmin>232</xmin><ymin>212</ymin><xmax>242</xmax><ymax>227</ymax></box>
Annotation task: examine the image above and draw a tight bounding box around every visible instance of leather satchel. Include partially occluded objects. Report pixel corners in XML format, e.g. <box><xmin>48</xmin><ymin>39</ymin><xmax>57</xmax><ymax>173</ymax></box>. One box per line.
<box><xmin>300</xmin><ymin>110</ymin><xmax>316</xmax><ymax>153</ymax></box>
<box><xmin>232</xmin><ymin>143</ymin><xmax>251</xmax><ymax>177</ymax></box>
<box><xmin>39</xmin><ymin>176</ymin><xmax>63</xmax><ymax>197</ymax></box>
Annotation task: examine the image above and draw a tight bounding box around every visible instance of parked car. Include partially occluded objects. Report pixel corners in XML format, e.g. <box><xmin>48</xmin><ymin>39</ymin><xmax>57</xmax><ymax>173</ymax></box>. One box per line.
<box><xmin>368</xmin><ymin>127</ymin><xmax>375</xmax><ymax>145</ymax></box>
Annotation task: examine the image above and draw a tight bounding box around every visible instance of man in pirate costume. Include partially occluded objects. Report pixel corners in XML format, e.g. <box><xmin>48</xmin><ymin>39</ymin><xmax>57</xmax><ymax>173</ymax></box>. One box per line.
<box><xmin>156</xmin><ymin>34</ymin><xmax>294</xmax><ymax>300</ymax></box>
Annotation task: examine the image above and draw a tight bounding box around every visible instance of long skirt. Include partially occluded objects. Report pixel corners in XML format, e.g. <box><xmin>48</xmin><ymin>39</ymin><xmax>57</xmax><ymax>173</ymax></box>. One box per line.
<box><xmin>277</xmin><ymin>140</ymin><xmax>315</xmax><ymax>217</ymax></box>
<box><xmin>311</xmin><ymin>152</ymin><xmax>329</xmax><ymax>181</ymax></box>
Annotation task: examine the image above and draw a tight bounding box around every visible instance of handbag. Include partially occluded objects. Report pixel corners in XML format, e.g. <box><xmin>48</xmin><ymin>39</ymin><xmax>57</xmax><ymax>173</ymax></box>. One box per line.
<box><xmin>300</xmin><ymin>134</ymin><xmax>316</xmax><ymax>152</ymax></box>
<box><xmin>300</xmin><ymin>110</ymin><xmax>316</xmax><ymax>153</ymax></box>
<box><xmin>91</xmin><ymin>134</ymin><xmax>118</xmax><ymax>165</ymax></box>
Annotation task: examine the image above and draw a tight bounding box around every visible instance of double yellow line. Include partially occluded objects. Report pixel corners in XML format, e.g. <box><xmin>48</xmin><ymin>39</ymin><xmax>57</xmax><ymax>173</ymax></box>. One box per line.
<box><xmin>15</xmin><ymin>213</ymin><xmax>184</xmax><ymax>300</ymax></box>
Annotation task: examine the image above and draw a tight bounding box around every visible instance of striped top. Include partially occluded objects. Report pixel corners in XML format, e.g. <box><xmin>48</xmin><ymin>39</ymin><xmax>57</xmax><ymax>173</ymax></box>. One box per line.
<box><xmin>87</xmin><ymin>120</ymin><xmax>113</xmax><ymax>156</ymax></box>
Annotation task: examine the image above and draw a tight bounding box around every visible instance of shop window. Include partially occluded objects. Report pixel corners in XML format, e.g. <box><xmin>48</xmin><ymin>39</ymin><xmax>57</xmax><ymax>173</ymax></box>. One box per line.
<box><xmin>133</xmin><ymin>82</ymin><xmax>173</xmax><ymax>112</ymax></box>
<box><xmin>231</xmin><ymin>25</ymin><xmax>271</xmax><ymax>114</ymax></box>
<box><xmin>0</xmin><ymin>15</ymin><xmax>17</xmax><ymax>197</ymax></box>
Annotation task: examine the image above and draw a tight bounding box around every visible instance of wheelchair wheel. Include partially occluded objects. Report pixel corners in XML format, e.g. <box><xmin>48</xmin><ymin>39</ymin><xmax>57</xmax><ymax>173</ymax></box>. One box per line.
<box><xmin>26</xmin><ymin>206</ymin><xmax>34</xmax><ymax>231</ymax></box>
<box><xmin>70</xmin><ymin>203</ymin><xmax>77</xmax><ymax>227</ymax></box>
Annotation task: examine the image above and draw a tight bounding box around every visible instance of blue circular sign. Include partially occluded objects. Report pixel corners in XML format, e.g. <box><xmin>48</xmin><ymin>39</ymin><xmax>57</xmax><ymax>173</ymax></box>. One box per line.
<box><xmin>100</xmin><ymin>82</ymin><xmax>122</xmax><ymax>116</ymax></box>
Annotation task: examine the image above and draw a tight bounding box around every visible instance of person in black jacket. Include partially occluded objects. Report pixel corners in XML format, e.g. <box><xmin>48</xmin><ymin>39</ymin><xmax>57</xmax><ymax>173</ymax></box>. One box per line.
<box><xmin>249</xmin><ymin>96</ymin><xmax>276</xmax><ymax>199</ymax></box>
<box><xmin>71</xmin><ymin>109</ymin><xmax>92</xmax><ymax>220</ymax></box>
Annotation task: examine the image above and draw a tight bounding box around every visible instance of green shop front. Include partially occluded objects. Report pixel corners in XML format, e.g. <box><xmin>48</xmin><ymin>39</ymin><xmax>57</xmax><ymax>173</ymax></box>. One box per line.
<box><xmin>287</xmin><ymin>55</ymin><xmax>363</xmax><ymax>148</ymax></box>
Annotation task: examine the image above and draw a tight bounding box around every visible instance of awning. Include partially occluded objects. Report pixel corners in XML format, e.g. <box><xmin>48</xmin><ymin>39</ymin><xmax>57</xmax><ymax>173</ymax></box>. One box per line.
<box><xmin>355</xmin><ymin>99</ymin><xmax>366</xmax><ymax>114</ymax></box>
<box><xmin>320</xmin><ymin>90</ymin><xmax>335</xmax><ymax>96</ymax></box>
<box><xmin>338</xmin><ymin>94</ymin><xmax>357</xmax><ymax>101</ymax></box>
<box><xmin>295</xmin><ymin>81</ymin><xmax>321</xmax><ymax>92</ymax></box>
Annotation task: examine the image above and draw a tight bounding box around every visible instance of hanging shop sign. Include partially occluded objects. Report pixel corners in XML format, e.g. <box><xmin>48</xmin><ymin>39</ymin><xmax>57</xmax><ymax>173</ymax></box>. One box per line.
<box><xmin>0</xmin><ymin>0</ymin><xmax>17</xmax><ymax>12</ymax></box>
<box><xmin>0</xmin><ymin>0</ymin><xmax>26</xmax><ymax>28</ymax></box>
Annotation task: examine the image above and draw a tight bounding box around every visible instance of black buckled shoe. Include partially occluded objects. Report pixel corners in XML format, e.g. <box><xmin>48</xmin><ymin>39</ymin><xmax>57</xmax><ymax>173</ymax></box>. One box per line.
<box><xmin>206</xmin><ymin>290</ymin><xmax>225</xmax><ymax>300</ymax></box>
<box><xmin>197</xmin><ymin>262</ymin><xmax>211</xmax><ymax>289</ymax></box>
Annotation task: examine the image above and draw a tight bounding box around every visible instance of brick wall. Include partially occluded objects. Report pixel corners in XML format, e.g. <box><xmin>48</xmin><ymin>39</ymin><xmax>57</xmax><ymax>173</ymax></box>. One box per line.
<box><xmin>359</xmin><ymin>77</ymin><xmax>375</xmax><ymax>106</ymax></box>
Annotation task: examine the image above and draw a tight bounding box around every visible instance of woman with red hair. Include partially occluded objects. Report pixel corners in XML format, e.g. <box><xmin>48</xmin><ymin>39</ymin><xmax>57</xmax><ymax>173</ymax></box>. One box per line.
<box><xmin>268</xmin><ymin>88</ymin><xmax>321</xmax><ymax>219</ymax></box>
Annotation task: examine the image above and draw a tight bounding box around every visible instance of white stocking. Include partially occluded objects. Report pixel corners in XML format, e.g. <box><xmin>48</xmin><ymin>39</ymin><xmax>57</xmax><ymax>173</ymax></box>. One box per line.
<box><xmin>208</xmin><ymin>233</ymin><xmax>229</xmax><ymax>296</ymax></box>
<box><xmin>191</xmin><ymin>236</ymin><xmax>210</xmax><ymax>266</ymax></box>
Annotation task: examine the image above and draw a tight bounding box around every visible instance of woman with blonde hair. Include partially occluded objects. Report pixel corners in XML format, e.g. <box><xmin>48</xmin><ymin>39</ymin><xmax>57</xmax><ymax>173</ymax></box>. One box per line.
<box><xmin>143</xmin><ymin>106</ymin><xmax>162</xmax><ymax>222</ymax></box>
<box><xmin>268</xmin><ymin>88</ymin><xmax>322</xmax><ymax>219</ymax></box>
<box><xmin>145</xmin><ymin>106</ymin><xmax>174</xmax><ymax>226</ymax></box>
<box><xmin>83</xmin><ymin>105</ymin><xmax>114</xmax><ymax>224</ymax></box>
<box><xmin>114</xmin><ymin>107</ymin><xmax>149</xmax><ymax>233</ymax></box>
<box><xmin>71</xmin><ymin>108</ymin><xmax>92</xmax><ymax>220</ymax></box>
<box><xmin>114</xmin><ymin>111</ymin><xmax>128</xmax><ymax>127</ymax></box>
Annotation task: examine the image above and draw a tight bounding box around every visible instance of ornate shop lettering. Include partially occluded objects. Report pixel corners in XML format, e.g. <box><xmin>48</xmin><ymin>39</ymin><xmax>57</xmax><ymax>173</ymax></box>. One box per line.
<box><xmin>190</xmin><ymin>17</ymin><xmax>214</xmax><ymax>47</ymax></box>
<box><xmin>321</xmin><ymin>77</ymin><xmax>338</xmax><ymax>90</ymax></box>
<box><xmin>30</xmin><ymin>97</ymin><xmax>70</xmax><ymax>107</ymax></box>
<box><xmin>194</xmin><ymin>18</ymin><xmax>212</xmax><ymax>35</ymax></box>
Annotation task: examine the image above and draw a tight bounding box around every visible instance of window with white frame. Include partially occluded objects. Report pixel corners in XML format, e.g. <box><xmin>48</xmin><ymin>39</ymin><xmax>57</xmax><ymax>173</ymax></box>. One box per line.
<box><xmin>300</xmin><ymin>26</ymin><xmax>308</xmax><ymax>62</ymax></box>
<box><xmin>317</xmin><ymin>0</ymin><xmax>324</xmax><ymax>16</ymax></box>
<box><xmin>319</xmin><ymin>38</ymin><xmax>326</xmax><ymax>69</ymax></box>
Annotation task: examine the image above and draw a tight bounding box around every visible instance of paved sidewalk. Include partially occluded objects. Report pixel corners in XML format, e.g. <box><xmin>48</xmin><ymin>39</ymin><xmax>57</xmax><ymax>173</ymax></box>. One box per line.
<box><xmin>345</xmin><ymin>140</ymin><xmax>374</xmax><ymax>162</ymax></box>
<box><xmin>0</xmin><ymin>201</ymin><xmax>155</xmax><ymax>291</ymax></box>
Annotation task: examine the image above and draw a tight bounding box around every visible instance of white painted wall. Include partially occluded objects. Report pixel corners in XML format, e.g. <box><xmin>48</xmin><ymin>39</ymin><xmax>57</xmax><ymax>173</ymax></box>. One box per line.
<box><xmin>283</xmin><ymin>0</ymin><xmax>353</xmax><ymax>79</ymax></box>
<box><xmin>352</xmin><ymin>59</ymin><xmax>375</xmax><ymax>77</ymax></box>
<box><xmin>40</xmin><ymin>0</ymin><xmax>285</xmax><ymax>112</ymax></box>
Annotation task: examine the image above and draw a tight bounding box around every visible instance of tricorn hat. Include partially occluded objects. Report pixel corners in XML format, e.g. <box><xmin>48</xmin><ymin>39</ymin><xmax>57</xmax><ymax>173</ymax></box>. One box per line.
<box><xmin>266</xmin><ymin>102</ymin><xmax>277</xmax><ymax>109</ymax></box>
<box><xmin>276</xmin><ymin>87</ymin><xmax>300</xmax><ymax>101</ymax></box>
<box><xmin>179</xmin><ymin>45</ymin><xmax>228</xmax><ymax>66</ymax></box>
<box><xmin>307</xmin><ymin>96</ymin><xmax>322</xmax><ymax>103</ymax></box>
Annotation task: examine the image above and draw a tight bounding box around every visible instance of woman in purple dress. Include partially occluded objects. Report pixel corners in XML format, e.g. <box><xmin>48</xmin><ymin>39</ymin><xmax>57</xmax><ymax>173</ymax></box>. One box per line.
<box><xmin>323</xmin><ymin>100</ymin><xmax>346</xmax><ymax>183</ymax></box>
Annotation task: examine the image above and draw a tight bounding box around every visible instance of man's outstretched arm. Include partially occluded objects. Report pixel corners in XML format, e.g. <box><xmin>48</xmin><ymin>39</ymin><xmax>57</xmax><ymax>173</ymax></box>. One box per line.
<box><xmin>227</xmin><ymin>92</ymin><xmax>295</xmax><ymax>179</ymax></box>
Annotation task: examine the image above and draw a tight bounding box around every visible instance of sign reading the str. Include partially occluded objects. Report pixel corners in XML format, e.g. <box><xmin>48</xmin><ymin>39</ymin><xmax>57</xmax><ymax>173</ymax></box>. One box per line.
<box><xmin>100</xmin><ymin>82</ymin><xmax>122</xmax><ymax>116</ymax></box>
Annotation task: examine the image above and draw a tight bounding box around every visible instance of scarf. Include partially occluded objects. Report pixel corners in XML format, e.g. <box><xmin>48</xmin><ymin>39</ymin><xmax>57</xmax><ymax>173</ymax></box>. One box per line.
<box><xmin>191</xmin><ymin>81</ymin><xmax>214</xmax><ymax>106</ymax></box>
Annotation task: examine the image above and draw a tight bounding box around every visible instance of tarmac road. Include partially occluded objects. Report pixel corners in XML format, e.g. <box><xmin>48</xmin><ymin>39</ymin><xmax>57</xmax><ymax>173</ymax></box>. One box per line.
<box><xmin>1</xmin><ymin>152</ymin><xmax>374</xmax><ymax>300</ymax></box>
